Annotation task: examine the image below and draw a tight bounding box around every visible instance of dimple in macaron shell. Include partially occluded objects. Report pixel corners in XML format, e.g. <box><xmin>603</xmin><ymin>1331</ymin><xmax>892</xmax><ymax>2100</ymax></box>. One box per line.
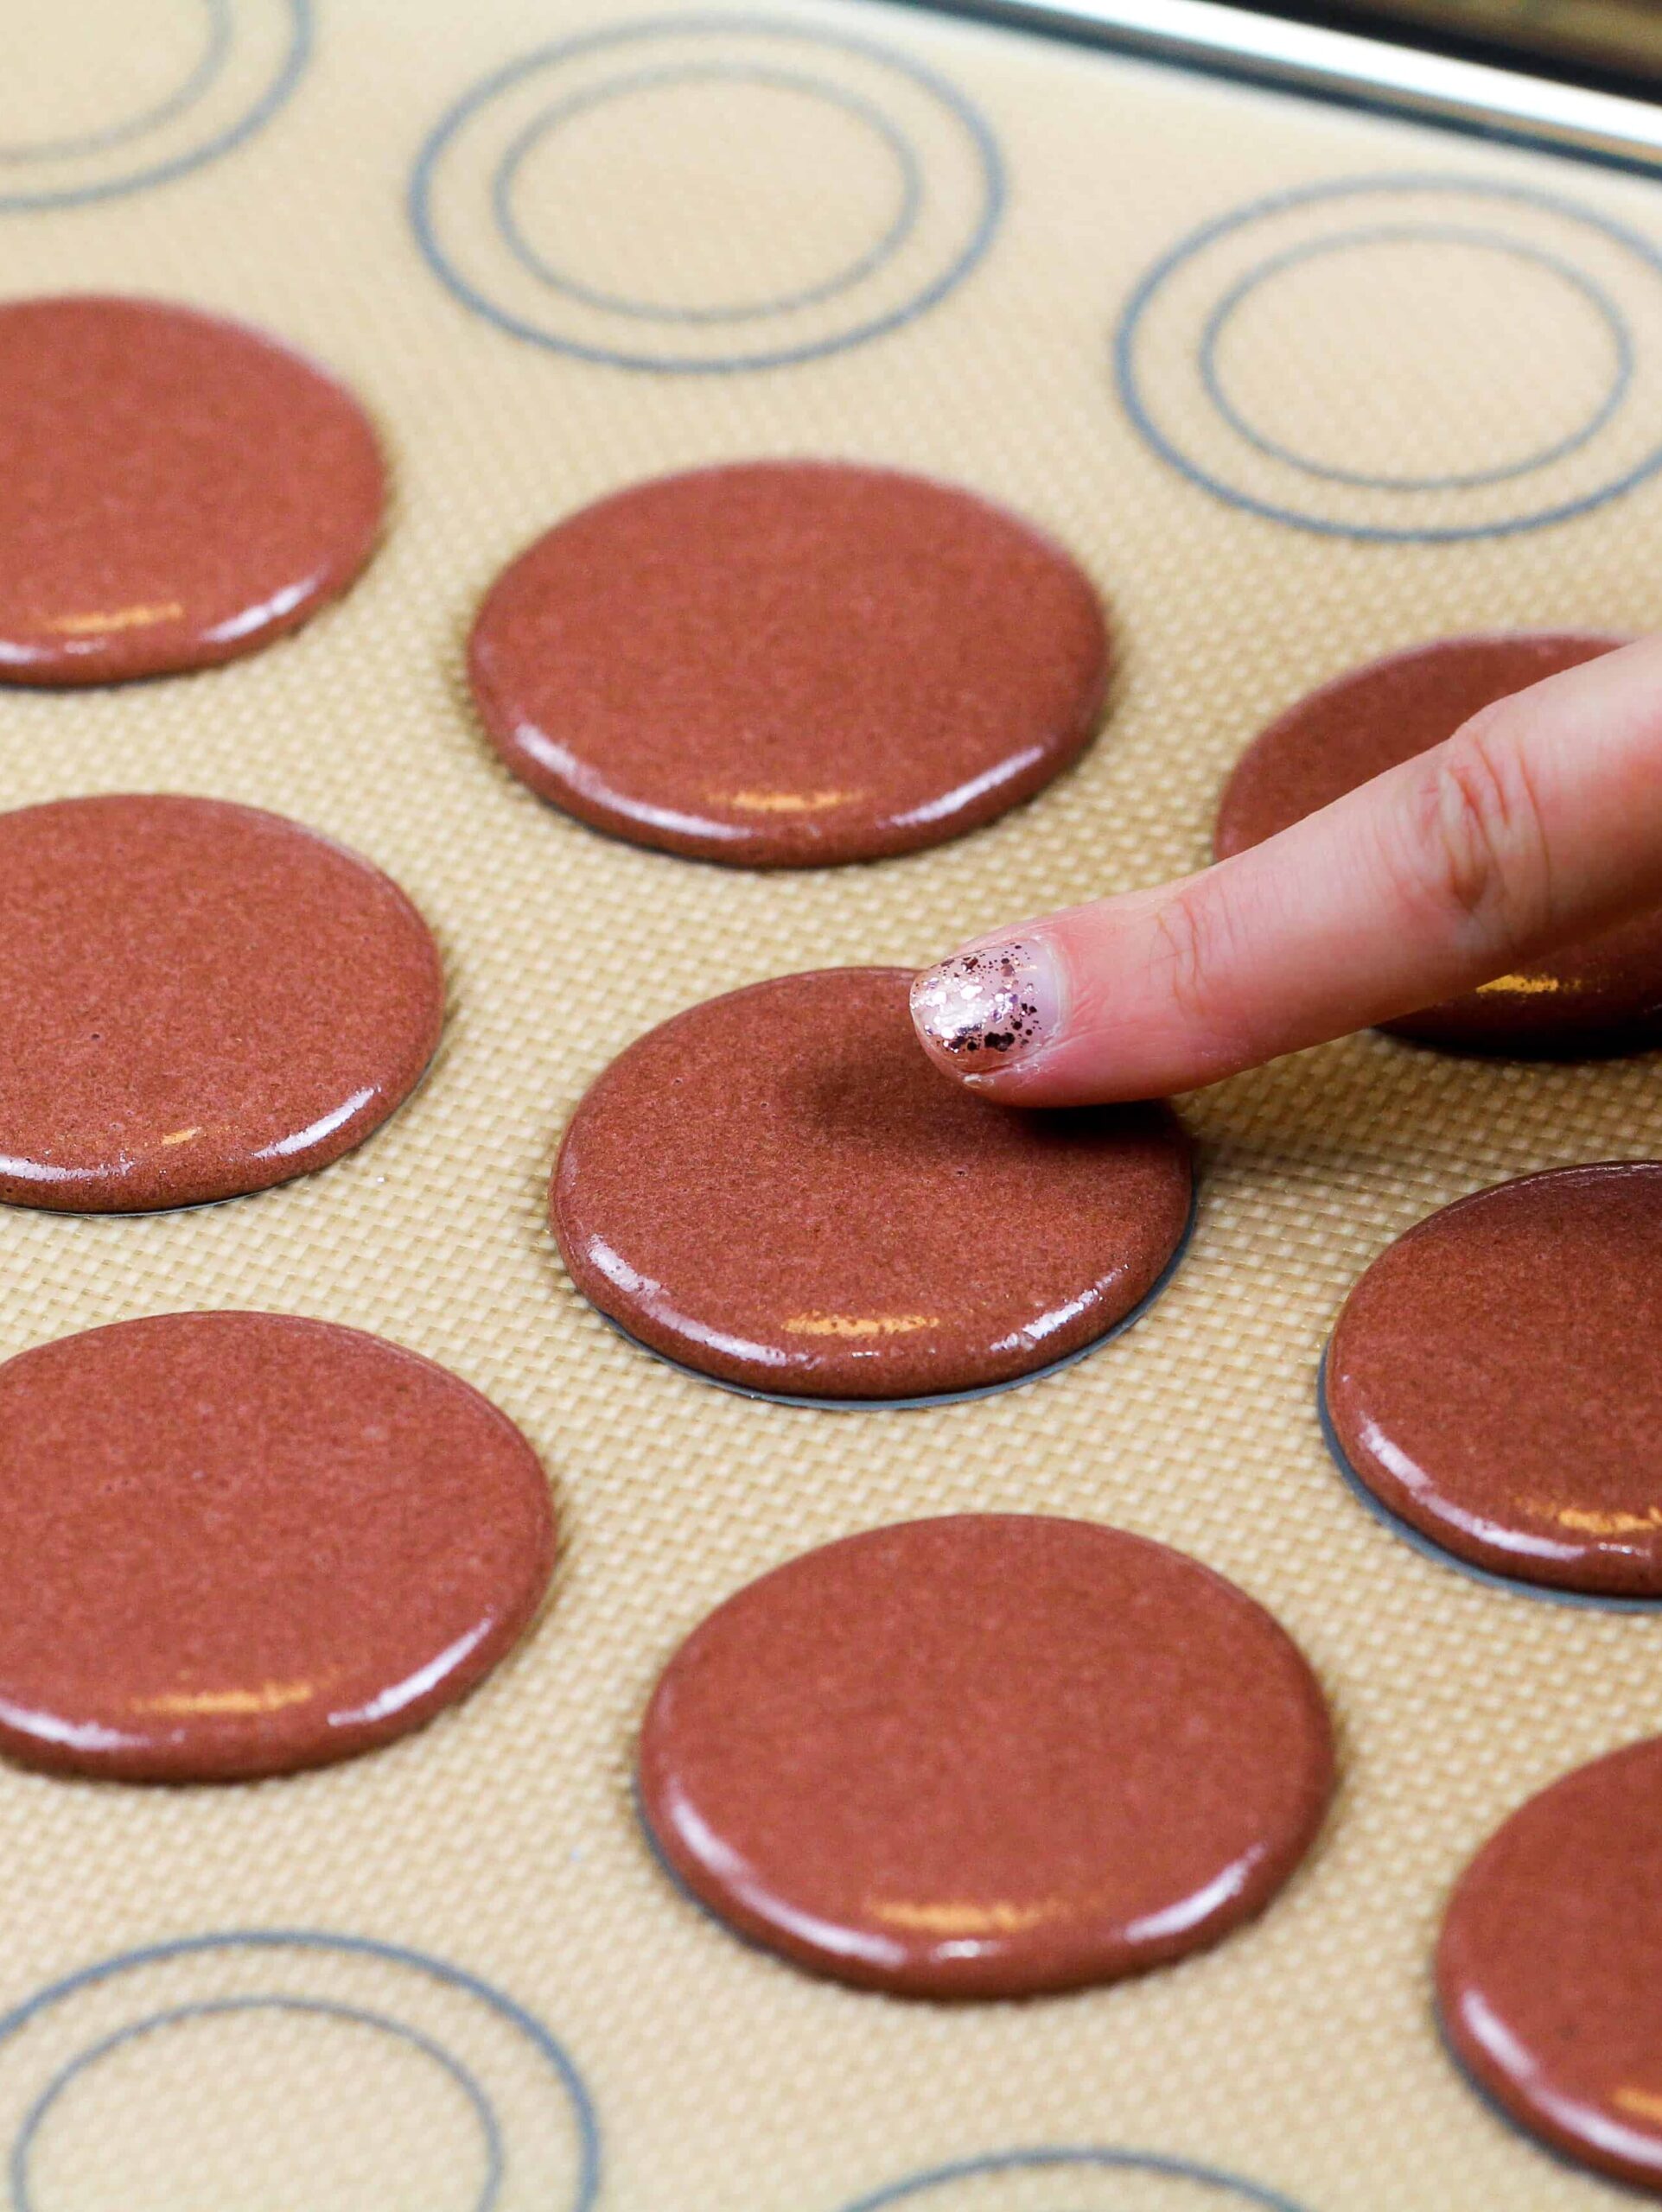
<box><xmin>0</xmin><ymin>296</ymin><xmax>385</xmax><ymax>683</ymax></box>
<box><xmin>0</xmin><ymin>794</ymin><xmax>444</xmax><ymax>1213</ymax></box>
<box><xmin>551</xmin><ymin>966</ymin><xmax>1192</xmax><ymax>1402</ymax></box>
<box><xmin>1216</xmin><ymin>632</ymin><xmax>1662</xmax><ymax>1053</ymax></box>
<box><xmin>0</xmin><ymin>1313</ymin><xmax>554</xmax><ymax>1782</ymax></box>
<box><xmin>469</xmin><ymin>461</ymin><xmax>1111</xmax><ymax>867</ymax></box>
<box><xmin>639</xmin><ymin>1514</ymin><xmax>1334</xmax><ymax>1997</ymax></box>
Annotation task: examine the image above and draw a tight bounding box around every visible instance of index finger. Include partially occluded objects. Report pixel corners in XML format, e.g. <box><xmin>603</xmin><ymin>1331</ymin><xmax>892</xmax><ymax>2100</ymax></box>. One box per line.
<box><xmin>910</xmin><ymin>633</ymin><xmax>1662</xmax><ymax>1103</ymax></box>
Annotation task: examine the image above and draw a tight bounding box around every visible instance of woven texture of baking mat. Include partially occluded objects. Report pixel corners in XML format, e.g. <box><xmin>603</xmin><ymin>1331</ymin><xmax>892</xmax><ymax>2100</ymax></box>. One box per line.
<box><xmin>3</xmin><ymin>3</ymin><xmax>1662</xmax><ymax>2206</ymax></box>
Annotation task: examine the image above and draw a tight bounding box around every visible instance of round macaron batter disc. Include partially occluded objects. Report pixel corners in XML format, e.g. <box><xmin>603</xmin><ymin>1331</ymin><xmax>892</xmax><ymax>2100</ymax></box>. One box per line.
<box><xmin>551</xmin><ymin>966</ymin><xmax>1192</xmax><ymax>1400</ymax></box>
<box><xmin>1325</xmin><ymin>1162</ymin><xmax>1662</xmax><ymax>1598</ymax></box>
<box><xmin>1437</xmin><ymin>1735</ymin><xmax>1662</xmax><ymax>2193</ymax></box>
<box><xmin>0</xmin><ymin>296</ymin><xmax>385</xmax><ymax>683</ymax></box>
<box><xmin>638</xmin><ymin>1513</ymin><xmax>1334</xmax><ymax>1997</ymax></box>
<box><xmin>0</xmin><ymin>794</ymin><xmax>444</xmax><ymax>1212</ymax></box>
<box><xmin>1214</xmin><ymin>632</ymin><xmax>1662</xmax><ymax>1052</ymax></box>
<box><xmin>0</xmin><ymin>1313</ymin><xmax>554</xmax><ymax>1781</ymax></box>
<box><xmin>468</xmin><ymin>461</ymin><xmax>1110</xmax><ymax>867</ymax></box>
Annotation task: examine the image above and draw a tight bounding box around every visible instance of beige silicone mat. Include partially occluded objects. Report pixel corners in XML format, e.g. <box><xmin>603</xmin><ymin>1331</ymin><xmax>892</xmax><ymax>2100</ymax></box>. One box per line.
<box><xmin>4</xmin><ymin>3</ymin><xmax>1662</xmax><ymax>2207</ymax></box>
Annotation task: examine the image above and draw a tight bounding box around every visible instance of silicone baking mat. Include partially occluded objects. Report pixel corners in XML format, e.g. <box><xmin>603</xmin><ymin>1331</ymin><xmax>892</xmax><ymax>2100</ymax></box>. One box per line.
<box><xmin>3</xmin><ymin>3</ymin><xmax>1662</xmax><ymax>2206</ymax></box>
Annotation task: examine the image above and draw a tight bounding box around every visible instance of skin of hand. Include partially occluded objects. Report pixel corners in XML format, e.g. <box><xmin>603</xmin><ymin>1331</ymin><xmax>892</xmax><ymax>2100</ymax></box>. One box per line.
<box><xmin>910</xmin><ymin>633</ymin><xmax>1662</xmax><ymax>1105</ymax></box>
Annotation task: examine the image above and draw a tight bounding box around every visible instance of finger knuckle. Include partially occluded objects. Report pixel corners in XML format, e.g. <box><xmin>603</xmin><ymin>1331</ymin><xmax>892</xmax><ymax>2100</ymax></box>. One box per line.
<box><xmin>1401</xmin><ymin>706</ymin><xmax>1552</xmax><ymax>944</ymax></box>
<box><xmin>1149</xmin><ymin>883</ymin><xmax>1235</xmax><ymax>1039</ymax></box>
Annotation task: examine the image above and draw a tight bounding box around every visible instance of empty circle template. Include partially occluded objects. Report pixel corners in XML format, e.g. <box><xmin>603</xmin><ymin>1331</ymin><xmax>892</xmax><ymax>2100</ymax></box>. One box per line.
<box><xmin>0</xmin><ymin>1934</ymin><xmax>598</xmax><ymax>2211</ymax></box>
<box><xmin>0</xmin><ymin>0</ymin><xmax>309</xmax><ymax>213</ymax></box>
<box><xmin>1116</xmin><ymin>176</ymin><xmax>1662</xmax><ymax>541</ymax></box>
<box><xmin>411</xmin><ymin>16</ymin><xmax>1003</xmax><ymax>371</ymax></box>
<box><xmin>836</xmin><ymin>2147</ymin><xmax>1312</xmax><ymax>2210</ymax></box>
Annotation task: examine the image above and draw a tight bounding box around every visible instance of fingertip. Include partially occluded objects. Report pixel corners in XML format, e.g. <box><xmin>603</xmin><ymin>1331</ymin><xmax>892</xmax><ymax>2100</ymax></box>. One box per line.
<box><xmin>911</xmin><ymin>894</ymin><xmax>1239</xmax><ymax>1108</ymax></box>
<box><xmin>910</xmin><ymin>931</ymin><xmax>1073</xmax><ymax>1091</ymax></box>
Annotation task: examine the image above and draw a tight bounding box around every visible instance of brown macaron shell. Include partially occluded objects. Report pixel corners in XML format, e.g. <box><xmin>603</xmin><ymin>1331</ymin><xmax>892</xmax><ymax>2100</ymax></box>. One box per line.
<box><xmin>551</xmin><ymin>967</ymin><xmax>1192</xmax><ymax>1400</ymax></box>
<box><xmin>0</xmin><ymin>794</ymin><xmax>444</xmax><ymax>1212</ymax></box>
<box><xmin>1326</xmin><ymin>1162</ymin><xmax>1662</xmax><ymax>1597</ymax></box>
<box><xmin>1215</xmin><ymin>632</ymin><xmax>1662</xmax><ymax>1053</ymax></box>
<box><xmin>0</xmin><ymin>296</ymin><xmax>385</xmax><ymax>684</ymax></box>
<box><xmin>0</xmin><ymin>1313</ymin><xmax>555</xmax><ymax>1783</ymax></box>
<box><xmin>639</xmin><ymin>1514</ymin><xmax>1334</xmax><ymax>1998</ymax></box>
<box><xmin>1437</xmin><ymin>1736</ymin><xmax>1662</xmax><ymax>2194</ymax></box>
<box><xmin>468</xmin><ymin>461</ymin><xmax>1110</xmax><ymax>868</ymax></box>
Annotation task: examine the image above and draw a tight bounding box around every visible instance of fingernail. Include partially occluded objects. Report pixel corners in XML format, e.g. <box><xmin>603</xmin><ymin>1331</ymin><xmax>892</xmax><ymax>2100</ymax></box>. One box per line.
<box><xmin>910</xmin><ymin>936</ymin><xmax>1067</xmax><ymax>1071</ymax></box>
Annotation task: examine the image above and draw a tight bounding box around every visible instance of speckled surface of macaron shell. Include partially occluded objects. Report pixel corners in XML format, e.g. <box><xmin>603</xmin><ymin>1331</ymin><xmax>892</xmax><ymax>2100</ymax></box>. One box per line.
<box><xmin>469</xmin><ymin>461</ymin><xmax>1110</xmax><ymax>867</ymax></box>
<box><xmin>639</xmin><ymin>1513</ymin><xmax>1334</xmax><ymax>1997</ymax></box>
<box><xmin>0</xmin><ymin>295</ymin><xmax>385</xmax><ymax>684</ymax></box>
<box><xmin>0</xmin><ymin>1312</ymin><xmax>555</xmax><ymax>1782</ymax></box>
<box><xmin>0</xmin><ymin>793</ymin><xmax>444</xmax><ymax>1212</ymax></box>
<box><xmin>1437</xmin><ymin>1734</ymin><xmax>1662</xmax><ymax>2194</ymax></box>
<box><xmin>551</xmin><ymin>966</ymin><xmax>1192</xmax><ymax>1399</ymax></box>
<box><xmin>1325</xmin><ymin>1161</ymin><xmax>1662</xmax><ymax>1596</ymax></box>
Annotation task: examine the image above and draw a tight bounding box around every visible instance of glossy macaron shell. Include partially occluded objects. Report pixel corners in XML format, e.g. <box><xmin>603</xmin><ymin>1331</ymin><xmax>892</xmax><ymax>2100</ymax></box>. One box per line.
<box><xmin>0</xmin><ymin>1313</ymin><xmax>555</xmax><ymax>1782</ymax></box>
<box><xmin>1437</xmin><ymin>1735</ymin><xmax>1662</xmax><ymax>2193</ymax></box>
<box><xmin>1215</xmin><ymin>632</ymin><xmax>1661</xmax><ymax>1053</ymax></box>
<box><xmin>469</xmin><ymin>460</ymin><xmax>1110</xmax><ymax>867</ymax></box>
<box><xmin>639</xmin><ymin>1514</ymin><xmax>1334</xmax><ymax>1997</ymax></box>
<box><xmin>1325</xmin><ymin>1162</ymin><xmax>1662</xmax><ymax>1596</ymax></box>
<box><xmin>0</xmin><ymin>295</ymin><xmax>385</xmax><ymax>683</ymax></box>
<box><xmin>551</xmin><ymin>966</ymin><xmax>1192</xmax><ymax>1400</ymax></box>
<box><xmin>0</xmin><ymin>793</ymin><xmax>444</xmax><ymax>1212</ymax></box>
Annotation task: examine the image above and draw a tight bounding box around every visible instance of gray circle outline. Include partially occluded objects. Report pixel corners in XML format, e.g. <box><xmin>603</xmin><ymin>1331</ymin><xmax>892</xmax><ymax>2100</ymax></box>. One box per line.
<box><xmin>837</xmin><ymin>2145</ymin><xmax>1314</xmax><ymax>2211</ymax></box>
<box><xmin>0</xmin><ymin>0</ymin><xmax>231</xmax><ymax>164</ymax></box>
<box><xmin>1199</xmin><ymin>222</ymin><xmax>1634</xmax><ymax>493</ymax></box>
<box><xmin>0</xmin><ymin>0</ymin><xmax>309</xmax><ymax>214</ymax></box>
<box><xmin>0</xmin><ymin>1929</ymin><xmax>601</xmax><ymax>2212</ymax></box>
<box><xmin>408</xmin><ymin>13</ymin><xmax>1003</xmax><ymax>375</ymax></box>
<box><xmin>493</xmin><ymin>60</ymin><xmax>922</xmax><ymax>327</ymax></box>
<box><xmin>1115</xmin><ymin>173</ymin><xmax>1662</xmax><ymax>543</ymax></box>
<box><xmin>10</xmin><ymin>1997</ymin><xmax>503</xmax><ymax>2212</ymax></box>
